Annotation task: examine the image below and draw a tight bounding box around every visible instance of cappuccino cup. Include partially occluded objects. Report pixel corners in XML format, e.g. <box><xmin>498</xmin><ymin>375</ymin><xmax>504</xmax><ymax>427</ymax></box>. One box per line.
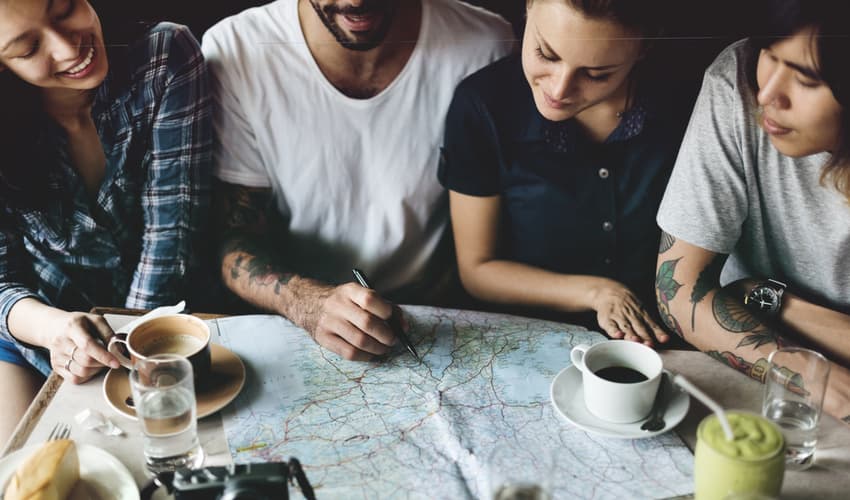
<box><xmin>107</xmin><ymin>315</ymin><xmax>211</xmax><ymax>381</ymax></box>
<box><xmin>570</xmin><ymin>341</ymin><xmax>662</xmax><ymax>423</ymax></box>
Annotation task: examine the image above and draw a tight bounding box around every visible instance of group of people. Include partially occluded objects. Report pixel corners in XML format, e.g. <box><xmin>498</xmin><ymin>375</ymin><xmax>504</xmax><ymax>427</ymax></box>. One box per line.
<box><xmin>0</xmin><ymin>0</ymin><xmax>848</xmax><ymax>447</ymax></box>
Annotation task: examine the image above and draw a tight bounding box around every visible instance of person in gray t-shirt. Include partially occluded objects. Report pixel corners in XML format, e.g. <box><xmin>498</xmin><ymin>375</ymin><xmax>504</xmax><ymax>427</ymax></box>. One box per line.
<box><xmin>655</xmin><ymin>0</ymin><xmax>850</xmax><ymax>423</ymax></box>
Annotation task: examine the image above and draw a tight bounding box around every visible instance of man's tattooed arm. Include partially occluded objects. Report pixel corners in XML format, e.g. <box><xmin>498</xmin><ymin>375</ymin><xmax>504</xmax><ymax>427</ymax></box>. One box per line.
<box><xmin>214</xmin><ymin>180</ymin><xmax>331</xmax><ymax>331</ymax></box>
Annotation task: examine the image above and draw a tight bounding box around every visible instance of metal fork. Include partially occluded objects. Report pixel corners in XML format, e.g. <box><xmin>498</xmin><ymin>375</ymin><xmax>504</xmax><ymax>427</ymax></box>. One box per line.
<box><xmin>45</xmin><ymin>422</ymin><xmax>71</xmax><ymax>442</ymax></box>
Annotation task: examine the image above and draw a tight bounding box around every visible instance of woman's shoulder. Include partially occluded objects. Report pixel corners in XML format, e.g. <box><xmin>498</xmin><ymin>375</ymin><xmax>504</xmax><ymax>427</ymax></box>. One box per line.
<box><xmin>103</xmin><ymin>22</ymin><xmax>205</xmax><ymax>103</ymax></box>
<box><xmin>128</xmin><ymin>22</ymin><xmax>203</xmax><ymax>68</ymax></box>
<box><xmin>704</xmin><ymin>39</ymin><xmax>751</xmax><ymax>80</ymax></box>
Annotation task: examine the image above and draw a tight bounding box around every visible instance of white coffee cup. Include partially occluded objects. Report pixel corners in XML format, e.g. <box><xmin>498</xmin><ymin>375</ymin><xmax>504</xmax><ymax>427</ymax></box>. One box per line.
<box><xmin>570</xmin><ymin>341</ymin><xmax>663</xmax><ymax>423</ymax></box>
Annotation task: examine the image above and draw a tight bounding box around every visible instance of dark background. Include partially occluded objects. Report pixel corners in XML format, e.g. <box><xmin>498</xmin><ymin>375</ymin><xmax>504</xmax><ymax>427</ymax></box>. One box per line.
<box><xmin>119</xmin><ymin>0</ymin><xmax>760</xmax><ymax>94</ymax></box>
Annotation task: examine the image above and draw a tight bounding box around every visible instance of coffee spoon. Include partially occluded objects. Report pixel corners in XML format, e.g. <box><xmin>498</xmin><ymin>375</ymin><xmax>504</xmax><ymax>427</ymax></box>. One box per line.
<box><xmin>641</xmin><ymin>372</ymin><xmax>670</xmax><ymax>432</ymax></box>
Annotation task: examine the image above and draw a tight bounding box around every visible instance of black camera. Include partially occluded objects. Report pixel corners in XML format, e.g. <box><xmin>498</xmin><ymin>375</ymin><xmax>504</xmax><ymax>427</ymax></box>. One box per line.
<box><xmin>169</xmin><ymin>459</ymin><xmax>315</xmax><ymax>500</ymax></box>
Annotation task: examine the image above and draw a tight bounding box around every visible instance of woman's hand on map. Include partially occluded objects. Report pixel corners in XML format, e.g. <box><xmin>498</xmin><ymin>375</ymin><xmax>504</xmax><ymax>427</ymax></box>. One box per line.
<box><xmin>589</xmin><ymin>280</ymin><xmax>670</xmax><ymax>347</ymax></box>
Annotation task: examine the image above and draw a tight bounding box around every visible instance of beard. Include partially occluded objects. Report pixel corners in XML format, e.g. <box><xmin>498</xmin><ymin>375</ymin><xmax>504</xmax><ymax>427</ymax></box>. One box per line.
<box><xmin>309</xmin><ymin>0</ymin><xmax>398</xmax><ymax>51</ymax></box>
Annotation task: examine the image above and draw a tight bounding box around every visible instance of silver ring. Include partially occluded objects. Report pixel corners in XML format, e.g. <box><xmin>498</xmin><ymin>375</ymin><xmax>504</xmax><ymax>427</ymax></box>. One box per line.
<box><xmin>70</xmin><ymin>345</ymin><xmax>78</xmax><ymax>362</ymax></box>
<box><xmin>64</xmin><ymin>358</ymin><xmax>73</xmax><ymax>371</ymax></box>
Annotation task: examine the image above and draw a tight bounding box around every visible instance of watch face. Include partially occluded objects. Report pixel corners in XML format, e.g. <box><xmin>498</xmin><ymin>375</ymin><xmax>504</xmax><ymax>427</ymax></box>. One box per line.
<box><xmin>750</xmin><ymin>287</ymin><xmax>779</xmax><ymax>311</ymax></box>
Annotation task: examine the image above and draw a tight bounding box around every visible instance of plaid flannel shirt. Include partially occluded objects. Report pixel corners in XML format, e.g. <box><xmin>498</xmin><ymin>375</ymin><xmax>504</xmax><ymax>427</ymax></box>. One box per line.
<box><xmin>0</xmin><ymin>23</ymin><xmax>212</xmax><ymax>374</ymax></box>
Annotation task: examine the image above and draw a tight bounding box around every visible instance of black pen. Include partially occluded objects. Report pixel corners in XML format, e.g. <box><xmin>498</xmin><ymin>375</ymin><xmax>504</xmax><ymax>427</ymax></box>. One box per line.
<box><xmin>352</xmin><ymin>269</ymin><xmax>421</xmax><ymax>362</ymax></box>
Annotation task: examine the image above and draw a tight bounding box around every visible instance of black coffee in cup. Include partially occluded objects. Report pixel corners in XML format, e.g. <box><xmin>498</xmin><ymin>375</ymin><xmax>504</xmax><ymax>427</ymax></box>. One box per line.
<box><xmin>594</xmin><ymin>366</ymin><xmax>648</xmax><ymax>384</ymax></box>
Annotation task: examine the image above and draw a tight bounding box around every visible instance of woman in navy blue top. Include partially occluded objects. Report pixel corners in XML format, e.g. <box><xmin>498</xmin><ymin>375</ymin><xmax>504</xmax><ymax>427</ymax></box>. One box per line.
<box><xmin>440</xmin><ymin>0</ymin><xmax>694</xmax><ymax>344</ymax></box>
<box><xmin>0</xmin><ymin>1</ymin><xmax>211</xmax><ymax>442</ymax></box>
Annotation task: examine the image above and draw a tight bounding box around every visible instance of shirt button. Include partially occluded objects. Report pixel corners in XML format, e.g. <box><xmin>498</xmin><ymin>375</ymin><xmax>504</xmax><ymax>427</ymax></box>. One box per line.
<box><xmin>598</xmin><ymin>168</ymin><xmax>610</xmax><ymax>179</ymax></box>
<box><xmin>604</xmin><ymin>257</ymin><xmax>613</xmax><ymax>265</ymax></box>
<box><xmin>602</xmin><ymin>221</ymin><xmax>614</xmax><ymax>232</ymax></box>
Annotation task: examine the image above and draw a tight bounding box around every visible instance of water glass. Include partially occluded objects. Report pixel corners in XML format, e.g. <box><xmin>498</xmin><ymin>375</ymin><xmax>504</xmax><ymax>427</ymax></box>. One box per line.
<box><xmin>130</xmin><ymin>354</ymin><xmax>204</xmax><ymax>473</ymax></box>
<box><xmin>762</xmin><ymin>347</ymin><xmax>830</xmax><ymax>471</ymax></box>
<box><xmin>486</xmin><ymin>443</ymin><xmax>552</xmax><ymax>500</ymax></box>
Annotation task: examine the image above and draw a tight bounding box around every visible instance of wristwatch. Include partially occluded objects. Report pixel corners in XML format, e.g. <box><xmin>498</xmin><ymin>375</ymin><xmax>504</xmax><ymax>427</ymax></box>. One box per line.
<box><xmin>744</xmin><ymin>279</ymin><xmax>787</xmax><ymax>317</ymax></box>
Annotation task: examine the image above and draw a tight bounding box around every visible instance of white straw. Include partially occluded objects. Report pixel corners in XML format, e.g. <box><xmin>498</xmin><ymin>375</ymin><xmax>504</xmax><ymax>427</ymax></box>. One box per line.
<box><xmin>673</xmin><ymin>374</ymin><xmax>735</xmax><ymax>441</ymax></box>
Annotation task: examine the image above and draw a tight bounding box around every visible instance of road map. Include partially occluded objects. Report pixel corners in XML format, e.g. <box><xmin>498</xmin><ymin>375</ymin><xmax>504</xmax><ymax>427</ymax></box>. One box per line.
<box><xmin>216</xmin><ymin>307</ymin><xmax>694</xmax><ymax>499</ymax></box>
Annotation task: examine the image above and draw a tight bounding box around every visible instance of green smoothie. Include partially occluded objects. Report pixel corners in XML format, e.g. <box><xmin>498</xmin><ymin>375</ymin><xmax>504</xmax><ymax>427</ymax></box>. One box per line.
<box><xmin>694</xmin><ymin>411</ymin><xmax>785</xmax><ymax>500</ymax></box>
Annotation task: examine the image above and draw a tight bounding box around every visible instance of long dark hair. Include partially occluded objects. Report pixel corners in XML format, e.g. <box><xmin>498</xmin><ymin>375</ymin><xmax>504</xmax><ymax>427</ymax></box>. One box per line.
<box><xmin>0</xmin><ymin>1</ymin><xmax>154</xmax><ymax>209</ymax></box>
<box><xmin>748</xmin><ymin>0</ymin><xmax>850</xmax><ymax>198</ymax></box>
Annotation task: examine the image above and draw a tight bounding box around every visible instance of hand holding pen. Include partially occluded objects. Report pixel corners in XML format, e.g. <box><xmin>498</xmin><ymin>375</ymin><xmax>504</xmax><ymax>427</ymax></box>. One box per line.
<box><xmin>304</xmin><ymin>280</ymin><xmax>401</xmax><ymax>362</ymax></box>
<box><xmin>352</xmin><ymin>269</ymin><xmax>421</xmax><ymax>362</ymax></box>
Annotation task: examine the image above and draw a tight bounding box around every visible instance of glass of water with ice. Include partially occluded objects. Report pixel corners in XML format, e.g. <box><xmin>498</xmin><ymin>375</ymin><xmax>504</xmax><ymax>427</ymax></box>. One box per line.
<box><xmin>762</xmin><ymin>347</ymin><xmax>830</xmax><ymax>471</ymax></box>
<box><xmin>130</xmin><ymin>354</ymin><xmax>204</xmax><ymax>473</ymax></box>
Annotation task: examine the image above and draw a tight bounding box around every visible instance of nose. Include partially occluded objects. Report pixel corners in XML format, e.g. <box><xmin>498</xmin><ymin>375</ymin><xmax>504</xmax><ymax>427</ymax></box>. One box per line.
<box><xmin>757</xmin><ymin>66</ymin><xmax>791</xmax><ymax>110</ymax></box>
<box><xmin>44</xmin><ymin>28</ymin><xmax>79</xmax><ymax>65</ymax></box>
<box><xmin>549</xmin><ymin>65</ymin><xmax>577</xmax><ymax>101</ymax></box>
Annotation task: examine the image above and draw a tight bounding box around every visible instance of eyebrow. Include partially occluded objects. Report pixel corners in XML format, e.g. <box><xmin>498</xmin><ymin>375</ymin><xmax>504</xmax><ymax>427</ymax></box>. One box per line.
<box><xmin>535</xmin><ymin>28</ymin><xmax>624</xmax><ymax>71</ymax></box>
<box><xmin>785</xmin><ymin>60</ymin><xmax>821</xmax><ymax>81</ymax></box>
<box><xmin>1</xmin><ymin>0</ymin><xmax>53</xmax><ymax>54</ymax></box>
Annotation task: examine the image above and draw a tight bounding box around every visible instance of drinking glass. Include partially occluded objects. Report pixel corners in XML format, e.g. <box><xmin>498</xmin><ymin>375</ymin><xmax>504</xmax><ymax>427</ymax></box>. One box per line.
<box><xmin>486</xmin><ymin>443</ymin><xmax>552</xmax><ymax>500</ymax></box>
<box><xmin>762</xmin><ymin>347</ymin><xmax>830</xmax><ymax>471</ymax></box>
<box><xmin>130</xmin><ymin>354</ymin><xmax>204</xmax><ymax>473</ymax></box>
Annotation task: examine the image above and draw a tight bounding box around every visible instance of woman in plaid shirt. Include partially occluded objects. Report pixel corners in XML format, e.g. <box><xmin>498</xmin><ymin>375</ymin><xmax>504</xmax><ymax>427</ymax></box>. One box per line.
<box><xmin>0</xmin><ymin>0</ymin><xmax>212</xmax><ymax>443</ymax></box>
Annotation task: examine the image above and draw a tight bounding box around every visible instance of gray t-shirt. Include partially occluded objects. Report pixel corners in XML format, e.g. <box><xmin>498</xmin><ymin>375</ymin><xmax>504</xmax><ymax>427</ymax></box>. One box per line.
<box><xmin>657</xmin><ymin>40</ymin><xmax>850</xmax><ymax>312</ymax></box>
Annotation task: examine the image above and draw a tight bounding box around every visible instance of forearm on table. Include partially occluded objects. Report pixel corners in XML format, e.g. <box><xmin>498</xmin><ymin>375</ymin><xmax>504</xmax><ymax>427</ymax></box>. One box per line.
<box><xmin>6</xmin><ymin>298</ymin><xmax>70</xmax><ymax>348</ymax></box>
<box><xmin>219</xmin><ymin>231</ymin><xmax>331</xmax><ymax>333</ymax></box>
<box><xmin>780</xmin><ymin>294</ymin><xmax>850</xmax><ymax>367</ymax></box>
<box><xmin>458</xmin><ymin>259</ymin><xmax>610</xmax><ymax>313</ymax></box>
<box><xmin>659</xmin><ymin>270</ymin><xmax>850</xmax><ymax>423</ymax></box>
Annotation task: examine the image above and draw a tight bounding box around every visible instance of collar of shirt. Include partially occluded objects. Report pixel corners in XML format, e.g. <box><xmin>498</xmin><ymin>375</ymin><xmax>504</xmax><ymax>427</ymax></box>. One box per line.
<box><xmin>517</xmin><ymin>96</ymin><xmax>650</xmax><ymax>154</ymax></box>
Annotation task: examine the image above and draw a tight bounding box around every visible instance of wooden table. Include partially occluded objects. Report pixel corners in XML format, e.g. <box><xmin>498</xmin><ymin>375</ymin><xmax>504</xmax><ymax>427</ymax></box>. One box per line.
<box><xmin>3</xmin><ymin>310</ymin><xmax>849</xmax><ymax>499</ymax></box>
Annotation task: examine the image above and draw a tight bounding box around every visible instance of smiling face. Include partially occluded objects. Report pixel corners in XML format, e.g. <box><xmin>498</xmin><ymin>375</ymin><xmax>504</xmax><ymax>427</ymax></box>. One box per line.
<box><xmin>521</xmin><ymin>1</ymin><xmax>643</xmax><ymax>122</ymax></box>
<box><xmin>756</xmin><ymin>27</ymin><xmax>843</xmax><ymax>158</ymax></box>
<box><xmin>0</xmin><ymin>0</ymin><xmax>107</xmax><ymax>94</ymax></box>
<box><xmin>308</xmin><ymin>0</ymin><xmax>397</xmax><ymax>52</ymax></box>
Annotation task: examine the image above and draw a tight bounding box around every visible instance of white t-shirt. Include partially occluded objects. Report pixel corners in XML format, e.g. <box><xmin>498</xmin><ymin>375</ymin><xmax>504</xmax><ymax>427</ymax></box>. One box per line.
<box><xmin>203</xmin><ymin>0</ymin><xmax>513</xmax><ymax>294</ymax></box>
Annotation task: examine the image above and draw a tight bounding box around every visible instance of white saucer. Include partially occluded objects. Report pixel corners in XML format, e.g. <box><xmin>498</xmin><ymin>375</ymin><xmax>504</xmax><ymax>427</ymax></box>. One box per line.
<box><xmin>550</xmin><ymin>365</ymin><xmax>689</xmax><ymax>439</ymax></box>
<box><xmin>0</xmin><ymin>443</ymin><xmax>139</xmax><ymax>500</ymax></box>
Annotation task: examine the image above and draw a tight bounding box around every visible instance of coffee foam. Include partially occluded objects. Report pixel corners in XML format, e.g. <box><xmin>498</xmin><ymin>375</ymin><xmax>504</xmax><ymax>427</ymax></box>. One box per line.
<box><xmin>139</xmin><ymin>334</ymin><xmax>204</xmax><ymax>357</ymax></box>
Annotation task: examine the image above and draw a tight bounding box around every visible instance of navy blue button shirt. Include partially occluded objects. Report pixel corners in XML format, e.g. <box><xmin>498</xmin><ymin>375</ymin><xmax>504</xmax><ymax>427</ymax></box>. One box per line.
<box><xmin>438</xmin><ymin>55</ymin><xmax>692</xmax><ymax>311</ymax></box>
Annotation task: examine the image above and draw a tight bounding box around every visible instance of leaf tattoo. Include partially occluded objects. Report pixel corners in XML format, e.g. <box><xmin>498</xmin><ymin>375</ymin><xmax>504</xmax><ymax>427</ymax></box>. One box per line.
<box><xmin>655</xmin><ymin>258</ymin><xmax>684</xmax><ymax>337</ymax></box>
<box><xmin>656</xmin><ymin>258</ymin><xmax>682</xmax><ymax>302</ymax></box>
<box><xmin>737</xmin><ymin>330</ymin><xmax>788</xmax><ymax>350</ymax></box>
<box><xmin>690</xmin><ymin>255</ymin><xmax>726</xmax><ymax>331</ymax></box>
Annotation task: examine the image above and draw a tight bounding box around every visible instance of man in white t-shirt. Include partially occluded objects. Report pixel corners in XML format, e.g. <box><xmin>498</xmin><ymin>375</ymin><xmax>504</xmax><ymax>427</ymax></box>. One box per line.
<box><xmin>202</xmin><ymin>0</ymin><xmax>513</xmax><ymax>360</ymax></box>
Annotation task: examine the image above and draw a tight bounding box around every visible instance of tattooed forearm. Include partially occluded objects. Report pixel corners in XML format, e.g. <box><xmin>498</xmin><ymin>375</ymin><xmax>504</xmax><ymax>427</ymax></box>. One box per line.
<box><xmin>655</xmin><ymin>258</ymin><xmax>684</xmax><ymax>337</ymax></box>
<box><xmin>712</xmin><ymin>291</ymin><xmax>761</xmax><ymax>332</ymax></box>
<box><xmin>707</xmin><ymin>350</ymin><xmax>806</xmax><ymax>396</ymax></box>
<box><xmin>658</xmin><ymin>231</ymin><xmax>676</xmax><ymax>254</ymax></box>
<box><xmin>707</xmin><ymin>350</ymin><xmax>770</xmax><ymax>382</ymax></box>
<box><xmin>215</xmin><ymin>180</ymin><xmax>274</xmax><ymax>231</ymax></box>
<box><xmin>224</xmin><ymin>235</ymin><xmax>293</xmax><ymax>294</ymax></box>
<box><xmin>690</xmin><ymin>254</ymin><xmax>726</xmax><ymax>331</ymax></box>
<box><xmin>738</xmin><ymin>330</ymin><xmax>788</xmax><ymax>349</ymax></box>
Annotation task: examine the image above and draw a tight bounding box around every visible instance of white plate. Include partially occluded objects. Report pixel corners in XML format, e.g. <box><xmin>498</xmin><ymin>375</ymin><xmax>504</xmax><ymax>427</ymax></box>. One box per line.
<box><xmin>0</xmin><ymin>443</ymin><xmax>139</xmax><ymax>500</ymax></box>
<box><xmin>550</xmin><ymin>365</ymin><xmax>689</xmax><ymax>439</ymax></box>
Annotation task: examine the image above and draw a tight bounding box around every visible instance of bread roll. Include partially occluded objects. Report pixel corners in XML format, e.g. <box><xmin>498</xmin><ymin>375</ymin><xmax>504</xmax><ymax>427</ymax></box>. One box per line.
<box><xmin>3</xmin><ymin>439</ymin><xmax>80</xmax><ymax>500</ymax></box>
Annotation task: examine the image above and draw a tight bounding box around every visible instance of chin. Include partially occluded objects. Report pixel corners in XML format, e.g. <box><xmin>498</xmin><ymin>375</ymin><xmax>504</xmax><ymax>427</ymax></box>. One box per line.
<box><xmin>768</xmin><ymin>137</ymin><xmax>819</xmax><ymax>158</ymax></box>
<box><xmin>533</xmin><ymin>99</ymin><xmax>574</xmax><ymax>123</ymax></box>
